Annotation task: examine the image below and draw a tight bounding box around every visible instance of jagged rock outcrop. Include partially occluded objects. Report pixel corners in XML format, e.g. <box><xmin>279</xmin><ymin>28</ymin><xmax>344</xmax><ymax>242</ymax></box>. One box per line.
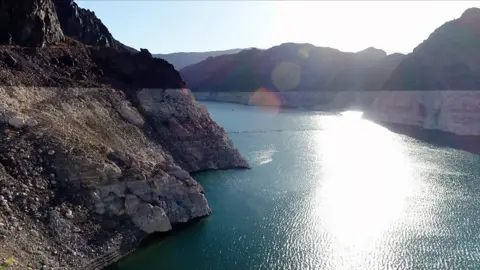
<box><xmin>181</xmin><ymin>43</ymin><xmax>404</xmax><ymax>93</ymax></box>
<box><xmin>0</xmin><ymin>0</ymin><xmax>64</xmax><ymax>46</ymax></box>
<box><xmin>0</xmin><ymin>0</ymin><xmax>248</xmax><ymax>269</ymax></box>
<box><xmin>385</xmin><ymin>8</ymin><xmax>480</xmax><ymax>90</ymax></box>
<box><xmin>52</xmin><ymin>0</ymin><xmax>136</xmax><ymax>53</ymax></box>
<box><xmin>138</xmin><ymin>88</ymin><xmax>249</xmax><ymax>172</ymax></box>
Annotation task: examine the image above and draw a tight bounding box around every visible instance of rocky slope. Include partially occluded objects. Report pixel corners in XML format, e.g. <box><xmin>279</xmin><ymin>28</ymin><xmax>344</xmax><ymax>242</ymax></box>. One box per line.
<box><xmin>0</xmin><ymin>0</ymin><xmax>248</xmax><ymax>269</ymax></box>
<box><xmin>181</xmin><ymin>43</ymin><xmax>405</xmax><ymax>93</ymax></box>
<box><xmin>361</xmin><ymin>8</ymin><xmax>480</xmax><ymax>135</ymax></box>
<box><xmin>0</xmin><ymin>0</ymin><xmax>64</xmax><ymax>46</ymax></box>
<box><xmin>52</xmin><ymin>0</ymin><xmax>136</xmax><ymax>53</ymax></box>
<box><xmin>385</xmin><ymin>8</ymin><xmax>480</xmax><ymax>90</ymax></box>
<box><xmin>155</xmin><ymin>48</ymin><xmax>245</xmax><ymax>70</ymax></box>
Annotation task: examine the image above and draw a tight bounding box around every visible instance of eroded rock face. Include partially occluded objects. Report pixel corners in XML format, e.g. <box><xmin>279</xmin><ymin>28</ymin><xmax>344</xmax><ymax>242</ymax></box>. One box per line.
<box><xmin>0</xmin><ymin>0</ymin><xmax>64</xmax><ymax>46</ymax></box>
<box><xmin>0</xmin><ymin>86</ymin><xmax>227</xmax><ymax>268</ymax></box>
<box><xmin>138</xmin><ymin>88</ymin><xmax>250</xmax><ymax>172</ymax></box>
<box><xmin>0</xmin><ymin>21</ymin><xmax>247</xmax><ymax>270</ymax></box>
<box><xmin>0</xmin><ymin>0</ymin><xmax>249</xmax><ymax>269</ymax></box>
<box><xmin>52</xmin><ymin>0</ymin><xmax>136</xmax><ymax>53</ymax></box>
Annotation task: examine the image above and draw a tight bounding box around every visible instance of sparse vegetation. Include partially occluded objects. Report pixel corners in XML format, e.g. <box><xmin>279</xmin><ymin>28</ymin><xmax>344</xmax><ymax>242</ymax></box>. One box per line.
<box><xmin>0</xmin><ymin>257</ymin><xmax>16</xmax><ymax>269</ymax></box>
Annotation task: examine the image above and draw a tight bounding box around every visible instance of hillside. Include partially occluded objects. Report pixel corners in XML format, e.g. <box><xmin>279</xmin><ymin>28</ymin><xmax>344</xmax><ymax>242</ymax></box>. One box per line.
<box><xmin>154</xmin><ymin>48</ymin><xmax>245</xmax><ymax>70</ymax></box>
<box><xmin>385</xmin><ymin>8</ymin><xmax>480</xmax><ymax>90</ymax></box>
<box><xmin>0</xmin><ymin>0</ymin><xmax>248</xmax><ymax>269</ymax></box>
<box><xmin>181</xmin><ymin>43</ymin><xmax>405</xmax><ymax>93</ymax></box>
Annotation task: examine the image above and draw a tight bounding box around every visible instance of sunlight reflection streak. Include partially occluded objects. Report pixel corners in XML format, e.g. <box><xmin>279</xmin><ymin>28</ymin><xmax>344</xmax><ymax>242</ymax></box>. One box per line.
<box><xmin>311</xmin><ymin>111</ymin><xmax>418</xmax><ymax>268</ymax></box>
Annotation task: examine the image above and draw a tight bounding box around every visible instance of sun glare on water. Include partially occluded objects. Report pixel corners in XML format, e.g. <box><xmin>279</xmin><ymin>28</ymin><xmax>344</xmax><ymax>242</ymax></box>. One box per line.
<box><xmin>307</xmin><ymin>111</ymin><xmax>418</xmax><ymax>267</ymax></box>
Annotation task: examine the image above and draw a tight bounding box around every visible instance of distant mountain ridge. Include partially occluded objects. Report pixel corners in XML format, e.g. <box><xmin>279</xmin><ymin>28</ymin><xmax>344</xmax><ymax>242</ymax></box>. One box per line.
<box><xmin>180</xmin><ymin>8</ymin><xmax>480</xmax><ymax>93</ymax></box>
<box><xmin>385</xmin><ymin>7</ymin><xmax>480</xmax><ymax>90</ymax></box>
<box><xmin>180</xmin><ymin>42</ymin><xmax>405</xmax><ymax>92</ymax></box>
<box><xmin>154</xmin><ymin>48</ymin><xmax>247</xmax><ymax>70</ymax></box>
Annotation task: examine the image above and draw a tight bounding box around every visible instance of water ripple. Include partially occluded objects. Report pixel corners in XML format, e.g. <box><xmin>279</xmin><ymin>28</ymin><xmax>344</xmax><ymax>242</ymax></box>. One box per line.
<box><xmin>117</xmin><ymin>105</ymin><xmax>480</xmax><ymax>270</ymax></box>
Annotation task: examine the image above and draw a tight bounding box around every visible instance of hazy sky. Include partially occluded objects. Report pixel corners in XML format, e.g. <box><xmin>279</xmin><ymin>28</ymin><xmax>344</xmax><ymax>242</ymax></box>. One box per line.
<box><xmin>78</xmin><ymin>1</ymin><xmax>480</xmax><ymax>55</ymax></box>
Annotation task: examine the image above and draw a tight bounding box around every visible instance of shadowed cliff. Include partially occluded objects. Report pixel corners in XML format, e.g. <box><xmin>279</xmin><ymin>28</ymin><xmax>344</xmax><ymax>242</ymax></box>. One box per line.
<box><xmin>385</xmin><ymin>8</ymin><xmax>480</xmax><ymax>90</ymax></box>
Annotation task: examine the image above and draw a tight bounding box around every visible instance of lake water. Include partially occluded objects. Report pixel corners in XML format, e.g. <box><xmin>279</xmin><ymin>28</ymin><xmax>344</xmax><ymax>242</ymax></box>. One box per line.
<box><xmin>117</xmin><ymin>101</ymin><xmax>480</xmax><ymax>270</ymax></box>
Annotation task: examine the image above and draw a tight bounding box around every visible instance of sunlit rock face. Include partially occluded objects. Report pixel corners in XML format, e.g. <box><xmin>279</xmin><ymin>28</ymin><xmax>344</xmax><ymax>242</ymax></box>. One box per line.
<box><xmin>138</xmin><ymin>88</ymin><xmax>250</xmax><ymax>172</ymax></box>
<box><xmin>362</xmin><ymin>91</ymin><xmax>480</xmax><ymax>136</ymax></box>
<box><xmin>194</xmin><ymin>90</ymin><xmax>480</xmax><ymax>136</ymax></box>
<box><xmin>0</xmin><ymin>85</ymin><xmax>248</xmax><ymax>269</ymax></box>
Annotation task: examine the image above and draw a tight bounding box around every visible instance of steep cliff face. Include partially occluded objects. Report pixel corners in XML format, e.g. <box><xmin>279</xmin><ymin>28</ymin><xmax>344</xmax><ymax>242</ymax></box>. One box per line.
<box><xmin>52</xmin><ymin>0</ymin><xmax>136</xmax><ymax>53</ymax></box>
<box><xmin>181</xmin><ymin>43</ymin><xmax>404</xmax><ymax>93</ymax></box>
<box><xmin>362</xmin><ymin>91</ymin><xmax>480</xmax><ymax>135</ymax></box>
<box><xmin>0</xmin><ymin>0</ymin><xmax>248</xmax><ymax>269</ymax></box>
<box><xmin>364</xmin><ymin>8</ymin><xmax>480</xmax><ymax>135</ymax></box>
<box><xmin>0</xmin><ymin>0</ymin><xmax>64</xmax><ymax>46</ymax></box>
<box><xmin>385</xmin><ymin>8</ymin><xmax>480</xmax><ymax>90</ymax></box>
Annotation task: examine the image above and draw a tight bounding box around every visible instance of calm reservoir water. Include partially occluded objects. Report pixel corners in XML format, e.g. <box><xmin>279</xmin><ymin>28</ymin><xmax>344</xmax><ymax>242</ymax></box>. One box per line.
<box><xmin>118</xmin><ymin>101</ymin><xmax>480</xmax><ymax>270</ymax></box>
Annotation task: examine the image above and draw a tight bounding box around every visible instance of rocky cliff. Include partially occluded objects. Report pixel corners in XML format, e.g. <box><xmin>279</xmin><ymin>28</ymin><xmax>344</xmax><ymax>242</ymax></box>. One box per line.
<box><xmin>364</xmin><ymin>8</ymin><xmax>480</xmax><ymax>135</ymax></box>
<box><xmin>0</xmin><ymin>0</ymin><xmax>64</xmax><ymax>46</ymax></box>
<box><xmin>52</xmin><ymin>0</ymin><xmax>136</xmax><ymax>53</ymax></box>
<box><xmin>385</xmin><ymin>8</ymin><xmax>480</xmax><ymax>90</ymax></box>
<box><xmin>0</xmin><ymin>0</ymin><xmax>248</xmax><ymax>269</ymax></box>
<box><xmin>181</xmin><ymin>43</ymin><xmax>405</xmax><ymax>93</ymax></box>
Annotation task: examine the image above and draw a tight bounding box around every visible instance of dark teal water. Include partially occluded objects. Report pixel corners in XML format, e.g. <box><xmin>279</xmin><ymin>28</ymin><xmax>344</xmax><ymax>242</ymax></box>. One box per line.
<box><xmin>117</xmin><ymin>102</ymin><xmax>480</xmax><ymax>270</ymax></box>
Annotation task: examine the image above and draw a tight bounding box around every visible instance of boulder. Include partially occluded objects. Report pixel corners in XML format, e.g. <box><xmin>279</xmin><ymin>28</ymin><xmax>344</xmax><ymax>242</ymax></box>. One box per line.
<box><xmin>8</xmin><ymin>116</ymin><xmax>25</xmax><ymax>129</ymax></box>
<box><xmin>117</xmin><ymin>101</ymin><xmax>145</xmax><ymax>127</ymax></box>
<box><xmin>132</xmin><ymin>203</ymin><xmax>172</xmax><ymax>233</ymax></box>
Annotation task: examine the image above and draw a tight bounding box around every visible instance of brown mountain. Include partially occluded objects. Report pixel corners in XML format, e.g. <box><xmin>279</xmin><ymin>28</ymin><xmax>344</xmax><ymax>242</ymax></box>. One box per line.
<box><xmin>180</xmin><ymin>43</ymin><xmax>405</xmax><ymax>92</ymax></box>
<box><xmin>385</xmin><ymin>8</ymin><xmax>480</xmax><ymax>90</ymax></box>
<box><xmin>154</xmin><ymin>48</ymin><xmax>246</xmax><ymax>70</ymax></box>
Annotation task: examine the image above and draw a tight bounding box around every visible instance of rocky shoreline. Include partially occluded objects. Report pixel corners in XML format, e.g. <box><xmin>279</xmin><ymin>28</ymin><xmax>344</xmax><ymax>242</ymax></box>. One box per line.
<box><xmin>194</xmin><ymin>90</ymin><xmax>480</xmax><ymax>136</ymax></box>
<box><xmin>0</xmin><ymin>87</ymin><xmax>248</xmax><ymax>270</ymax></box>
<box><xmin>0</xmin><ymin>0</ymin><xmax>249</xmax><ymax>269</ymax></box>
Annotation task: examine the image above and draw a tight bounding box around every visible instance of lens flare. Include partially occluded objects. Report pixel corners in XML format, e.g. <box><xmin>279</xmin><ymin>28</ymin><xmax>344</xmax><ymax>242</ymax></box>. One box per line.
<box><xmin>271</xmin><ymin>61</ymin><xmax>301</xmax><ymax>91</ymax></box>
<box><xmin>299</xmin><ymin>46</ymin><xmax>310</xmax><ymax>58</ymax></box>
<box><xmin>248</xmin><ymin>88</ymin><xmax>281</xmax><ymax>114</ymax></box>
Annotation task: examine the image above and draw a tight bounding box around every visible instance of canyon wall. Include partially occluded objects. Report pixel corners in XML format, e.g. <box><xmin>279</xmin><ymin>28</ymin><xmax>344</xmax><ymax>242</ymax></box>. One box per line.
<box><xmin>0</xmin><ymin>0</ymin><xmax>249</xmax><ymax>269</ymax></box>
